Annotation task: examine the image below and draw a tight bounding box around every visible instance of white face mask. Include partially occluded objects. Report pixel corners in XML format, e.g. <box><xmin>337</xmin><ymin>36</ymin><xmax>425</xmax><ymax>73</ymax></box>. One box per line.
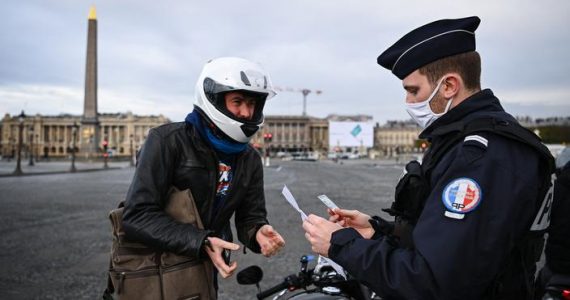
<box><xmin>405</xmin><ymin>77</ymin><xmax>453</xmax><ymax>129</ymax></box>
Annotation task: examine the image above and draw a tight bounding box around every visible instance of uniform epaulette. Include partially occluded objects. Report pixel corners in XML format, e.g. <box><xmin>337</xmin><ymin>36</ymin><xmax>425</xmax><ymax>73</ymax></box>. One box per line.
<box><xmin>464</xmin><ymin>134</ymin><xmax>488</xmax><ymax>148</ymax></box>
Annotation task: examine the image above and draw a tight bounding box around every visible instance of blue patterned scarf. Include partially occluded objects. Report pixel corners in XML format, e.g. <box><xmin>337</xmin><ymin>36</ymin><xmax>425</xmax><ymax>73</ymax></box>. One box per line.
<box><xmin>185</xmin><ymin>111</ymin><xmax>248</xmax><ymax>155</ymax></box>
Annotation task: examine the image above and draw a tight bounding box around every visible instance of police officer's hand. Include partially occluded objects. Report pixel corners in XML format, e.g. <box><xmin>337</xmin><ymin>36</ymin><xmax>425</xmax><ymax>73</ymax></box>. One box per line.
<box><xmin>204</xmin><ymin>237</ymin><xmax>240</xmax><ymax>278</ymax></box>
<box><xmin>303</xmin><ymin>214</ymin><xmax>343</xmax><ymax>257</ymax></box>
<box><xmin>328</xmin><ymin>208</ymin><xmax>375</xmax><ymax>239</ymax></box>
<box><xmin>256</xmin><ymin>224</ymin><xmax>285</xmax><ymax>257</ymax></box>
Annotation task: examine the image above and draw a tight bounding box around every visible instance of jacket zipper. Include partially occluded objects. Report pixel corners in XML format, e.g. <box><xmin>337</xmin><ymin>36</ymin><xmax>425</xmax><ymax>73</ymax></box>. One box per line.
<box><xmin>111</xmin><ymin>267</ymin><xmax>159</xmax><ymax>294</ymax></box>
<box><xmin>111</xmin><ymin>259</ymin><xmax>202</xmax><ymax>275</ymax></box>
<box><xmin>207</xmin><ymin>149</ymin><xmax>219</xmax><ymax>228</ymax></box>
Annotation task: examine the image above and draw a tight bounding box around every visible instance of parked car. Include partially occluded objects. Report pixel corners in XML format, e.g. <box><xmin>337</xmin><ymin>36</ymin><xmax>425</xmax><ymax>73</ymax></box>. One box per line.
<box><xmin>339</xmin><ymin>152</ymin><xmax>359</xmax><ymax>160</ymax></box>
<box><xmin>293</xmin><ymin>151</ymin><xmax>319</xmax><ymax>161</ymax></box>
<box><xmin>327</xmin><ymin>152</ymin><xmax>340</xmax><ymax>159</ymax></box>
<box><xmin>275</xmin><ymin>151</ymin><xmax>289</xmax><ymax>158</ymax></box>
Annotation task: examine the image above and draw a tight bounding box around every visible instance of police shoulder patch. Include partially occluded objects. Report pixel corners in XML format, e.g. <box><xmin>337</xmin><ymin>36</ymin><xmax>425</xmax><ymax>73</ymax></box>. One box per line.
<box><xmin>442</xmin><ymin>177</ymin><xmax>482</xmax><ymax>219</ymax></box>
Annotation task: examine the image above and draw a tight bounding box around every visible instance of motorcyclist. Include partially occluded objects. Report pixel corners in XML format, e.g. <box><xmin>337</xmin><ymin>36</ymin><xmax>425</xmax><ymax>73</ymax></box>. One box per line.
<box><xmin>123</xmin><ymin>57</ymin><xmax>285</xmax><ymax>298</ymax></box>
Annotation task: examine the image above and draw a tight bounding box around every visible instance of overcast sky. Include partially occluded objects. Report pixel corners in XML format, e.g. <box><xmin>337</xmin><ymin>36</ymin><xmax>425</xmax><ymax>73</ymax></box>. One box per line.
<box><xmin>1</xmin><ymin>0</ymin><xmax>569</xmax><ymax>124</ymax></box>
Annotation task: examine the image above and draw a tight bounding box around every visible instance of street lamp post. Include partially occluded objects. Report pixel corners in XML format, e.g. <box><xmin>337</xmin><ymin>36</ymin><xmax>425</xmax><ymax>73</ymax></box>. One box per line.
<box><xmin>129</xmin><ymin>134</ymin><xmax>134</xmax><ymax>166</ymax></box>
<box><xmin>8</xmin><ymin>137</ymin><xmax>14</xmax><ymax>161</ymax></box>
<box><xmin>263</xmin><ymin>132</ymin><xmax>272</xmax><ymax>166</ymax></box>
<box><xmin>114</xmin><ymin>127</ymin><xmax>119</xmax><ymax>163</ymax></box>
<box><xmin>35</xmin><ymin>134</ymin><xmax>39</xmax><ymax>162</ymax></box>
<box><xmin>103</xmin><ymin>136</ymin><xmax>109</xmax><ymax>169</ymax></box>
<box><xmin>28</xmin><ymin>125</ymin><xmax>34</xmax><ymax>166</ymax></box>
<box><xmin>70</xmin><ymin>122</ymin><xmax>79</xmax><ymax>172</ymax></box>
<box><xmin>13</xmin><ymin>111</ymin><xmax>25</xmax><ymax>175</ymax></box>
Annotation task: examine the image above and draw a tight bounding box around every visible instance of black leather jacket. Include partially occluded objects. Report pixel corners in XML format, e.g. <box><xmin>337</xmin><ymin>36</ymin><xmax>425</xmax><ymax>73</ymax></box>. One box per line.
<box><xmin>122</xmin><ymin>122</ymin><xmax>268</xmax><ymax>259</ymax></box>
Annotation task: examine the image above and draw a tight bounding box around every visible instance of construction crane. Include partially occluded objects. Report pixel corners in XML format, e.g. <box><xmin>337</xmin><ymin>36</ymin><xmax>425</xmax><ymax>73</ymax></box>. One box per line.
<box><xmin>274</xmin><ymin>86</ymin><xmax>322</xmax><ymax>116</ymax></box>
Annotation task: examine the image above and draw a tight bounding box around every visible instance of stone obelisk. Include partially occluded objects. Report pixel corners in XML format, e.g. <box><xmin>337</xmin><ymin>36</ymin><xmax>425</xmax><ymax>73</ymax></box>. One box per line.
<box><xmin>81</xmin><ymin>6</ymin><xmax>100</xmax><ymax>158</ymax></box>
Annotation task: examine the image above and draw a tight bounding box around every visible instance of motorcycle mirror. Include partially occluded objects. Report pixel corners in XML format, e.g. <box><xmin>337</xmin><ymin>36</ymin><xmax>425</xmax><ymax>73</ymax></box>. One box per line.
<box><xmin>237</xmin><ymin>265</ymin><xmax>263</xmax><ymax>285</ymax></box>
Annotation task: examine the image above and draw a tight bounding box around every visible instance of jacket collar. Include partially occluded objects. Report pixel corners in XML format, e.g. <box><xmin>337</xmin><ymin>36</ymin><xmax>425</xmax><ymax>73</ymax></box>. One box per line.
<box><xmin>419</xmin><ymin>89</ymin><xmax>505</xmax><ymax>140</ymax></box>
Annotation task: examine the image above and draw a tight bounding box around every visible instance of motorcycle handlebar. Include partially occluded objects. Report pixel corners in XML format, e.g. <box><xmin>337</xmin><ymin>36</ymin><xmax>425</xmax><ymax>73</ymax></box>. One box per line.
<box><xmin>257</xmin><ymin>279</ymin><xmax>290</xmax><ymax>300</ymax></box>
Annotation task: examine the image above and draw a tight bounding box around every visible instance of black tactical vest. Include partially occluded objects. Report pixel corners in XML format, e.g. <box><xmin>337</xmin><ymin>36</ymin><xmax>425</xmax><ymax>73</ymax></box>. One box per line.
<box><xmin>383</xmin><ymin>117</ymin><xmax>555</xmax><ymax>299</ymax></box>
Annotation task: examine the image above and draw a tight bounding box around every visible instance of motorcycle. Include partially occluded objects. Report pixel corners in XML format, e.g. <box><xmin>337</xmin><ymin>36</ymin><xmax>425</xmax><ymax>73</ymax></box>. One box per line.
<box><xmin>542</xmin><ymin>287</ymin><xmax>570</xmax><ymax>300</ymax></box>
<box><xmin>237</xmin><ymin>255</ymin><xmax>381</xmax><ymax>300</ymax></box>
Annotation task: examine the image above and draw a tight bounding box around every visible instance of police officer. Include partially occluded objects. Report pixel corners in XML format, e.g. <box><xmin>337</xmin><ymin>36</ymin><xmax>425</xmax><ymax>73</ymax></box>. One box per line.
<box><xmin>303</xmin><ymin>17</ymin><xmax>555</xmax><ymax>299</ymax></box>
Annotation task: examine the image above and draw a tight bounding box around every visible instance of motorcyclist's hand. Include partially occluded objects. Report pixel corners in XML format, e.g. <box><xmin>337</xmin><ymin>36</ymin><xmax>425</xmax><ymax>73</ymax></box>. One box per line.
<box><xmin>204</xmin><ymin>237</ymin><xmax>240</xmax><ymax>278</ymax></box>
<box><xmin>256</xmin><ymin>224</ymin><xmax>285</xmax><ymax>257</ymax></box>
<box><xmin>328</xmin><ymin>208</ymin><xmax>375</xmax><ymax>239</ymax></box>
<box><xmin>303</xmin><ymin>214</ymin><xmax>343</xmax><ymax>257</ymax></box>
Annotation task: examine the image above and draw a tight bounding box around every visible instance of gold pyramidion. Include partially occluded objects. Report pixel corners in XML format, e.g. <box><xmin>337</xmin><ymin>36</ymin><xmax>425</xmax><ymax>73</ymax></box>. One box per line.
<box><xmin>88</xmin><ymin>6</ymin><xmax>97</xmax><ymax>20</ymax></box>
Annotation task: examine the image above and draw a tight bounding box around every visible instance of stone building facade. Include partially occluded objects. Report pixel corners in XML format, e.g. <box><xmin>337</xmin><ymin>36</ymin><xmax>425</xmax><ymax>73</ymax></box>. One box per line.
<box><xmin>251</xmin><ymin>115</ymin><xmax>329</xmax><ymax>155</ymax></box>
<box><xmin>0</xmin><ymin>112</ymin><xmax>168</xmax><ymax>159</ymax></box>
<box><xmin>374</xmin><ymin>120</ymin><xmax>422</xmax><ymax>156</ymax></box>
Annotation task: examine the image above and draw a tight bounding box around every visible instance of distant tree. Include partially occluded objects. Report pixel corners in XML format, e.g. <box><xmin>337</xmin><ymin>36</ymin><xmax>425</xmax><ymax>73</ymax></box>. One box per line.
<box><xmin>530</xmin><ymin>126</ymin><xmax>570</xmax><ymax>144</ymax></box>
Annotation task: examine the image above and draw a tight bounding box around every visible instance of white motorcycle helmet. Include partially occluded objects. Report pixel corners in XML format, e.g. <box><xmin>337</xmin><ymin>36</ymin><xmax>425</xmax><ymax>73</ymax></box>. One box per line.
<box><xmin>194</xmin><ymin>57</ymin><xmax>277</xmax><ymax>143</ymax></box>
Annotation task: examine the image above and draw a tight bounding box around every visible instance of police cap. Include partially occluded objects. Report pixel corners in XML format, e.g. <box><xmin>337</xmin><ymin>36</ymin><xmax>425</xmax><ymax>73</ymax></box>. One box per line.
<box><xmin>377</xmin><ymin>16</ymin><xmax>481</xmax><ymax>79</ymax></box>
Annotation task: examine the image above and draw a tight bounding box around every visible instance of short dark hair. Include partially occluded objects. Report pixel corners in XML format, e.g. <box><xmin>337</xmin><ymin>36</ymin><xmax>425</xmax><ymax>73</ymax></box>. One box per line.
<box><xmin>418</xmin><ymin>51</ymin><xmax>481</xmax><ymax>91</ymax></box>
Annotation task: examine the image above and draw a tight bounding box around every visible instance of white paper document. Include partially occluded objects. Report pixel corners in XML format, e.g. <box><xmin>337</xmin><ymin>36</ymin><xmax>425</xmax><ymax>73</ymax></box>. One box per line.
<box><xmin>282</xmin><ymin>185</ymin><xmax>308</xmax><ymax>221</ymax></box>
<box><xmin>282</xmin><ymin>187</ymin><xmax>346</xmax><ymax>279</ymax></box>
<box><xmin>317</xmin><ymin>194</ymin><xmax>339</xmax><ymax>210</ymax></box>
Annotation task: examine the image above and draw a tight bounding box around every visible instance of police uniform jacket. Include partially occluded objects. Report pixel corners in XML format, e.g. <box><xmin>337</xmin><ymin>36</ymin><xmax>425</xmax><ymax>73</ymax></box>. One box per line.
<box><xmin>329</xmin><ymin>89</ymin><xmax>546</xmax><ymax>299</ymax></box>
<box><xmin>122</xmin><ymin>122</ymin><xmax>268</xmax><ymax>259</ymax></box>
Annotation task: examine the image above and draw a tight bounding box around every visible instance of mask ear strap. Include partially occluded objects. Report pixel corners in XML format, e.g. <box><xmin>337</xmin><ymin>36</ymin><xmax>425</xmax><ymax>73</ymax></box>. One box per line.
<box><xmin>443</xmin><ymin>97</ymin><xmax>454</xmax><ymax>114</ymax></box>
<box><xmin>440</xmin><ymin>75</ymin><xmax>456</xmax><ymax>114</ymax></box>
<box><xmin>430</xmin><ymin>77</ymin><xmax>452</xmax><ymax>116</ymax></box>
<box><xmin>427</xmin><ymin>78</ymin><xmax>445</xmax><ymax>103</ymax></box>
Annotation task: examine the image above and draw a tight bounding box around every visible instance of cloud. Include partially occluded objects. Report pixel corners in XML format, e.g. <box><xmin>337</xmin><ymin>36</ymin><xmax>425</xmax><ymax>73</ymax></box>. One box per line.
<box><xmin>1</xmin><ymin>0</ymin><xmax>569</xmax><ymax>125</ymax></box>
<box><xmin>496</xmin><ymin>86</ymin><xmax>570</xmax><ymax>107</ymax></box>
<box><xmin>0</xmin><ymin>84</ymin><xmax>187</xmax><ymax>120</ymax></box>
<box><xmin>0</xmin><ymin>84</ymin><xmax>83</xmax><ymax>116</ymax></box>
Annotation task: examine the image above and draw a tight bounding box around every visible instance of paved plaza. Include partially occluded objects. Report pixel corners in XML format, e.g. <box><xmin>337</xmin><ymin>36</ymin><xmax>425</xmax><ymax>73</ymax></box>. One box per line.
<box><xmin>0</xmin><ymin>158</ymin><xmax>402</xmax><ymax>299</ymax></box>
<box><xmin>0</xmin><ymin>159</ymin><xmax>131</xmax><ymax>177</ymax></box>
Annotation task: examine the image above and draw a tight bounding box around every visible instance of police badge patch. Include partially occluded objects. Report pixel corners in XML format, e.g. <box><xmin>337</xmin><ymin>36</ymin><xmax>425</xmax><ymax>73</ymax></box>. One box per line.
<box><xmin>442</xmin><ymin>178</ymin><xmax>482</xmax><ymax>219</ymax></box>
